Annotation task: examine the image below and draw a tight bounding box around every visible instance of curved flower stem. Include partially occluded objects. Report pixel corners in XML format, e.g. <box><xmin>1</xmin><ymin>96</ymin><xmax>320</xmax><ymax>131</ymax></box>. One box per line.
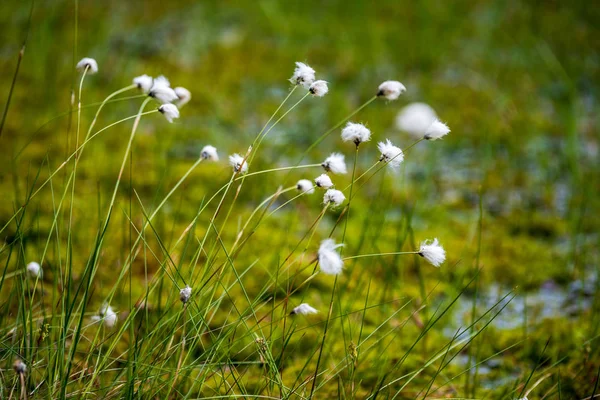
<box><xmin>251</xmin><ymin>85</ymin><xmax>297</xmax><ymax>149</ymax></box>
<box><xmin>342</xmin><ymin>251</ymin><xmax>418</xmax><ymax>261</ymax></box>
<box><xmin>236</xmin><ymin>163</ymin><xmax>321</xmax><ymax>180</ymax></box>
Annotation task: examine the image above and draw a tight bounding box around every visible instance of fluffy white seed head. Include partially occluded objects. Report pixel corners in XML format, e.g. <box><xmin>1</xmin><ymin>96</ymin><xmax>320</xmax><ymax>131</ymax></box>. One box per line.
<box><xmin>201</xmin><ymin>145</ymin><xmax>219</xmax><ymax>161</ymax></box>
<box><xmin>76</xmin><ymin>57</ymin><xmax>98</xmax><ymax>74</ymax></box>
<box><xmin>149</xmin><ymin>75</ymin><xmax>178</xmax><ymax>104</ymax></box>
<box><xmin>341</xmin><ymin>122</ymin><xmax>371</xmax><ymax>146</ymax></box>
<box><xmin>395</xmin><ymin>102</ymin><xmax>437</xmax><ymax>138</ymax></box>
<box><xmin>321</xmin><ymin>153</ymin><xmax>347</xmax><ymax>174</ymax></box>
<box><xmin>296</xmin><ymin>179</ymin><xmax>315</xmax><ymax>194</ymax></box>
<box><xmin>377</xmin><ymin>80</ymin><xmax>406</xmax><ymax>100</ymax></box>
<box><xmin>323</xmin><ymin>189</ymin><xmax>345</xmax><ymax>208</ymax></box>
<box><xmin>97</xmin><ymin>304</ymin><xmax>118</xmax><ymax>328</ymax></box>
<box><xmin>158</xmin><ymin>104</ymin><xmax>180</xmax><ymax>123</ymax></box>
<box><xmin>314</xmin><ymin>174</ymin><xmax>333</xmax><ymax>189</ymax></box>
<box><xmin>229</xmin><ymin>153</ymin><xmax>249</xmax><ymax>174</ymax></box>
<box><xmin>291</xmin><ymin>303</ymin><xmax>318</xmax><ymax>315</ymax></box>
<box><xmin>174</xmin><ymin>87</ymin><xmax>192</xmax><ymax>107</ymax></box>
<box><xmin>26</xmin><ymin>261</ymin><xmax>41</xmax><ymax>278</ymax></box>
<box><xmin>377</xmin><ymin>139</ymin><xmax>404</xmax><ymax>169</ymax></box>
<box><xmin>133</xmin><ymin>74</ymin><xmax>153</xmax><ymax>93</ymax></box>
<box><xmin>290</xmin><ymin>62</ymin><xmax>316</xmax><ymax>89</ymax></box>
<box><xmin>318</xmin><ymin>239</ymin><xmax>344</xmax><ymax>275</ymax></box>
<box><xmin>309</xmin><ymin>80</ymin><xmax>329</xmax><ymax>97</ymax></box>
<box><xmin>424</xmin><ymin>119</ymin><xmax>451</xmax><ymax>140</ymax></box>
<box><xmin>418</xmin><ymin>238</ymin><xmax>446</xmax><ymax>267</ymax></box>
<box><xmin>180</xmin><ymin>285</ymin><xmax>192</xmax><ymax>304</ymax></box>
<box><xmin>13</xmin><ymin>359</ymin><xmax>27</xmax><ymax>374</ymax></box>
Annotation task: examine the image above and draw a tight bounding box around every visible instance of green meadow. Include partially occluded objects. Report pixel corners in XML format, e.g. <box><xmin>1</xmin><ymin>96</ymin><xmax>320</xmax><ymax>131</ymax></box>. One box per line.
<box><xmin>1</xmin><ymin>1</ymin><xmax>599</xmax><ymax>398</ymax></box>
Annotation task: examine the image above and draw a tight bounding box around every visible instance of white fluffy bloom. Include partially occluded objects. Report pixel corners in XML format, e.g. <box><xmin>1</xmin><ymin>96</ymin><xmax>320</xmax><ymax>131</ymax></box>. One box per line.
<box><xmin>377</xmin><ymin>139</ymin><xmax>404</xmax><ymax>169</ymax></box>
<box><xmin>318</xmin><ymin>239</ymin><xmax>344</xmax><ymax>275</ymax></box>
<box><xmin>418</xmin><ymin>238</ymin><xmax>446</xmax><ymax>267</ymax></box>
<box><xmin>309</xmin><ymin>80</ymin><xmax>329</xmax><ymax>97</ymax></box>
<box><xmin>321</xmin><ymin>153</ymin><xmax>347</xmax><ymax>174</ymax></box>
<box><xmin>149</xmin><ymin>75</ymin><xmax>178</xmax><ymax>104</ymax></box>
<box><xmin>424</xmin><ymin>119</ymin><xmax>451</xmax><ymax>140</ymax></box>
<box><xmin>26</xmin><ymin>261</ymin><xmax>41</xmax><ymax>278</ymax></box>
<box><xmin>158</xmin><ymin>104</ymin><xmax>180</xmax><ymax>123</ymax></box>
<box><xmin>95</xmin><ymin>304</ymin><xmax>118</xmax><ymax>328</ymax></box>
<box><xmin>395</xmin><ymin>102</ymin><xmax>437</xmax><ymax>138</ymax></box>
<box><xmin>290</xmin><ymin>62</ymin><xmax>316</xmax><ymax>89</ymax></box>
<box><xmin>76</xmin><ymin>57</ymin><xmax>98</xmax><ymax>74</ymax></box>
<box><xmin>291</xmin><ymin>303</ymin><xmax>318</xmax><ymax>315</ymax></box>
<box><xmin>341</xmin><ymin>122</ymin><xmax>371</xmax><ymax>146</ymax></box>
<box><xmin>13</xmin><ymin>359</ymin><xmax>27</xmax><ymax>374</ymax></box>
<box><xmin>323</xmin><ymin>189</ymin><xmax>345</xmax><ymax>208</ymax></box>
<box><xmin>180</xmin><ymin>285</ymin><xmax>192</xmax><ymax>304</ymax></box>
<box><xmin>296</xmin><ymin>179</ymin><xmax>315</xmax><ymax>194</ymax></box>
<box><xmin>174</xmin><ymin>87</ymin><xmax>192</xmax><ymax>107</ymax></box>
<box><xmin>229</xmin><ymin>153</ymin><xmax>249</xmax><ymax>174</ymax></box>
<box><xmin>377</xmin><ymin>80</ymin><xmax>406</xmax><ymax>100</ymax></box>
<box><xmin>314</xmin><ymin>174</ymin><xmax>333</xmax><ymax>189</ymax></box>
<box><xmin>201</xmin><ymin>145</ymin><xmax>219</xmax><ymax>161</ymax></box>
<box><xmin>133</xmin><ymin>74</ymin><xmax>153</xmax><ymax>94</ymax></box>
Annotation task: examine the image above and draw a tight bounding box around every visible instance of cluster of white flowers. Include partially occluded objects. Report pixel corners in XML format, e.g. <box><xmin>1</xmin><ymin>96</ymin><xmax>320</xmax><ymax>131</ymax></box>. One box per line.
<box><xmin>291</xmin><ymin>303</ymin><xmax>318</xmax><ymax>315</ymax></box>
<box><xmin>26</xmin><ymin>261</ymin><xmax>41</xmax><ymax>278</ymax></box>
<box><xmin>318</xmin><ymin>239</ymin><xmax>344</xmax><ymax>275</ymax></box>
<box><xmin>321</xmin><ymin>153</ymin><xmax>347</xmax><ymax>174</ymax></box>
<box><xmin>180</xmin><ymin>285</ymin><xmax>192</xmax><ymax>304</ymax></box>
<box><xmin>76</xmin><ymin>57</ymin><xmax>98</xmax><ymax>74</ymax></box>
<box><xmin>229</xmin><ymin>153</ymin><xmax>249</xmax><ymax>174</ymax></box>
<box><xmin>296</xmin><ymin>179</ymin><xmax>315</xmax><ymax>194</ymax></box>
<box><xmin>92</xmin><ymin>304</ymin><xmax>118</xmax><ymax>328</ymax></box>
<box><xmin>341</xmin><ymin>122</ymin><xmax>371</xmax><ymax>146</ymax></box>
<box><xmin>201</xmin><ymin>145</ymin><xmax>219</xmax><ymax>161</ymax></box>
<box><xmin>418</xmin><ymin>238</ymin><xmax>446</xmax><ymax>267</ymax></box>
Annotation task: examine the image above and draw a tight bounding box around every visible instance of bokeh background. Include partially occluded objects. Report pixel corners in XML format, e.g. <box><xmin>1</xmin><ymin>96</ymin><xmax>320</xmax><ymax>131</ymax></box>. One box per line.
<box><xmin>1</xmin><ymin>1</ymin><xmax>599</xmax><ymax>397</ymax></box>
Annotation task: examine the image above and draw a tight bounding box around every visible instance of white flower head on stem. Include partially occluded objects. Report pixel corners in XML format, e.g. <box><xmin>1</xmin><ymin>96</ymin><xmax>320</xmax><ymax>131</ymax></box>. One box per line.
<box><xmin>296</xmin><ymin>179</ymin><xmax>314</xmax><ymax>194</ymax></box>
<box><xmin>26</xmin><ymin>262</ymin><xmax>41</xmax><ymax>278</ymax></box>
<box><xmin>97</xmin><ymin>304</ymin><xmax>118</xmax><ymax>328</ymax></box>
<box><xmin>290</xmin><ymin>62</ymin><xmax>316</xmax><ymax>89</ymax></box>
<box><xmin>201</xmin><ymin>145</ymin><xmax>219</xmax><ymax>161</ymax></box>
<box><xmin>13</xmin><ymin>359</ymin><xmax>27</xmax><ymax>374</ymax></box>
<box><xmin>424</xmin><ymin>119</ymin><xmax>450</xmax><ymax>140</ymax></box>
<box><xmin>314</xmin><ymin>174</ymin><xmax>333</xmax><ymax>189</ymax></box>
<box><xmin>229</xmin><ymin>153</ymin><xmax>249</xmax><ymax>174</ymax></box>
<box><xmin>395</xmin><ymin>102</ymin><xmax>437</xmax><ymax>138</ymax></box>
<box><xmin>377</xmin><ymin>80</ymin><xmax>406</xmax><ymax>100</ymax></box>
<box><xmin>76</xmin><ymin>57</ymin><xmax>98</xmax><ymax>74</ymax></box>
<box><xmin>341</xmin><ymin>122</ymin><xmax>371</xmax><ymax>146</ymax></box>
<box><xmin>291</xmin><ymin>303</ymin><xmax>318</xmax><ymax>315</ymax></box>
<box><xmin>377</xmin><ymin>139</ymin><xmax>404</xmax><ymax>169</ymax></box>
<box><xmin>174</xmin><ymin>87</ymin><xmax>192</xmax><ymax>107</ymax></box>
<box><xmin>309</xmin><ymin>80</ymin><xmax>329</xmax><ymax>97</ymax></box>
<box><xmin>321</xmin><ymin>153</ymin><xmax>347</xmax><ymax>174</ymax></box>
<box><xmin>149</xmin><ymin>75</ymin><xmax>178</xmax><ymax>104</ymax></box>
<box><xmin>318</xmin><ymin>239</ymin><xmax>344</xmax><ymax>275</ymax></box>
<box><xmin>418</xmin><ymin>238</ymin><xmax>446</xmax><ymax>267</ymax></box>
<box><xmin>133</xmin><ymin>74</ymin><xmax>153</xmax><ymax>94</ymax></box>
<box><xmin>180</xmin><ymin>285</ymin><xmax>192</xmax><ymax>304</ymax></box>
<box><xmin>323</xmin><ymin>189</ymin><xmax>345</xmax><ymax>208</ymax></box>
<box><xmin>158</xmin><ymin>104</ymin><xmax>180</xmax><ymax>123</ymax></box>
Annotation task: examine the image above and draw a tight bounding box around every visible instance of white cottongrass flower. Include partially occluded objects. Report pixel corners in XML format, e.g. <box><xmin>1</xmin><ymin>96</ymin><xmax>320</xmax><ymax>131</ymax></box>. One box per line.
<box><xmin>158</xmin><ymin>104</ymin><xmax>180</xmax><ymax>123</ymax></box>
<box><xmin>290</xmin><ymin>62</ymin><xmax>316</xmax><ymax>89</ymax></box>
<box><xmin>318</xmin><ymin>239</ymin><xmax>344</xmax><ymax>275</ymax></box>
<box><xmin>395</xmin><ymin>102</ymin><xmax>437</xmax><ymax>138</ymax></box>
<box><xmin>76</xmin><ymin>57</ymin><xmax>98</xmax><ymax>74</ymax></box>
<box><xmin>133</xmin><ymin>74</ymin><xmax>153</xmax><ymax>94</ymax></box>
<box><xmin>424</xmin><ymin>119</ymin><xmax>451</xmax><ymax>140</ymax></box>
<box><xmin>341</xmin><ymin>122</ymin><xmax>371</xmax><ymax>146</ymax></box>
<box><xmin>377</xmin><ymin>80</ymin><xmax>406</xmax><ymax>100</ymax></box>
<box><xmin>323</xmin><ymin>189</ymin><xmax>345</xmax><ymax>208</ymax></box>
<box><xmin>291</xmin><ymin>303</ymin><xmax>318</xmax><ymax>315</ymax></box>
<box><xmin>180</xmin><ymin>285</ymin><xmax>192</xmax><ymax>304</ymax></box>
<box><xmin>418</xmin><ymin>238</ymin><xmax>446</xmax><ymax>267</ymax></box>
<box><xmin>321</xmin><ymin>153</ymin><xmax>347</xmax><ymax>174</ymax></box>
<box><xmin>174</xmin><ymin>87</ymin><xmax>192</xmax><ymax>107</ymax></box>
<box><xmin>296</xmin><ymin>179</ymin><xmax>315</xmax><ymax>194</ymax></box>
<box><xmin>314</xmin><ymin>174</ymin><xmax>333</xmax><ymax>189</ymax></box>
<box><xmin>93</xmin><ymin>304</ymin><xmax>118</xmax><ymax>328</ymax></box>
<box><xmin>309</xmin><ymin>80</ymin><xmax>329</xmax><ymax>97</ymax></box>
<box><xmin>201</xmin><ymin>145</ymin><xmax>219</xmax><ymax>161</ymax></box>
<box><xmin>229</xmin><ymin>153</ymin><xmax>249</xmax><ymax>174</ymax></box>
<box><xmin>13</xmin><ymin>359</ymin><xmax>27</xmax><ymax>374</ymax></box>
<box><xmin>26</xmin><ymin>261</ymin><xmax>41</xmax><ymax>278</ymax></box>
<box><xmin>377</xmin><ymin>139</ymin><xmax>404</xmax><ymax>169</ymax></box>
<box><xmin>149</xmin><ymin>75</ymin><xmax>178</xmax><ymax>104</ymax></box>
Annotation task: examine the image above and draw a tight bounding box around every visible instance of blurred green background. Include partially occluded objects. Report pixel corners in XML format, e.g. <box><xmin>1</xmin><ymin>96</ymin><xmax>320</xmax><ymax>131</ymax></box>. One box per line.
<box><xmin>1</xmin><ymin>0</ymin><xmax>599</xmax><ymax>397</ymax></box>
